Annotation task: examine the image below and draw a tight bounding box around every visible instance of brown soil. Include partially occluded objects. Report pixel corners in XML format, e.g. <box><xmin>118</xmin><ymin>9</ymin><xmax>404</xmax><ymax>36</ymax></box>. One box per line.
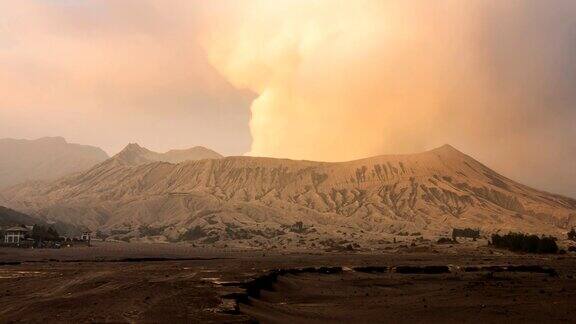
<box><xmin>0</xmin><ymin>242</ymin><xmax>575</xmax><ymax>323</ymax></box>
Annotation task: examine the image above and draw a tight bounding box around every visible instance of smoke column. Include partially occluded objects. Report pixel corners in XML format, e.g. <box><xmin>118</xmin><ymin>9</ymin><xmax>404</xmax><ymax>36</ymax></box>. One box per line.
<box><xmin>200</xmin><ymin>1</ymin><xmax>479</xmax><ymax>160</ymax></box>
<box><xmin>200</xmin><ymin>0</ymin><xmax>576</xmax><ymax>197</ymax></box>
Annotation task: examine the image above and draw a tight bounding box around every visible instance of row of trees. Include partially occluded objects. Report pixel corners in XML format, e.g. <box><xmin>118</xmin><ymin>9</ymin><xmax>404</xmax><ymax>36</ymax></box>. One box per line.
<box><xmin>491</xmin><ymin>232</ymin><xmax>558</xmax><ymax>254</ymax></box>
<box><xmin>31</xmin><ymin>225</ymin><xmax>60</xmax><ymax>242</ymax></box>
<box><xmin>452</xmin><ymin>228</ymin><xmax>480</xmax><ymax>240</ymax></box>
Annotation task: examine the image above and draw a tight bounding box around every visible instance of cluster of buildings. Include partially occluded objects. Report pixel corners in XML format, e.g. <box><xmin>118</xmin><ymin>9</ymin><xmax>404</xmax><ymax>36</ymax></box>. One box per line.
<box><xmin>1</xmin><ymin>225</ymin><xmax>92</xmax><ymax>248</ymax></box>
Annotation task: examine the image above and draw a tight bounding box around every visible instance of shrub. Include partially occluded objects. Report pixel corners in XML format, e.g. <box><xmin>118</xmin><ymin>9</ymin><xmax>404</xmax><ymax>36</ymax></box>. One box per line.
<box><xmin>568</xmin><ymin>228</ymin><xmax>576</xmax><ymax>241</ymax></box>
<box><xmin>452</xmin><ymin>228</ymin><xmax>480</xmax><ymax>240</ymax></box>
<box><xmin>437</xmin><ymin>237</ymin><xmax>455</xmax><ymax>244</ymax></box>
<box><xmin>490</xmin><ymin>232</ymin><xmax>558</xmax><ymax>254</ymax></box>
<box><xmin>179</xmin><ymin>226</ymin><xmax>207</xmax><ymax>241</ymax></box>
<box><xmin>290</xmin><ymin>221</ymin><xmax>306</xmax><ymax>234</ymax></box>
<box><xmin>31</xmin><ymin>225</ymin><xmax>60</xmax><ymax>242</ymax></box>
<box><xmin>537</xmin><ymin>237</ymin><xmax>559</xmax><ymax>254</ymax></box>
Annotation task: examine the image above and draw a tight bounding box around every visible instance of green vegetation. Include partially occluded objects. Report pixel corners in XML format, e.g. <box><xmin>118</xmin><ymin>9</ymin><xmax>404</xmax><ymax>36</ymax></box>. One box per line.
<box><xmin>452</xmin><ymin>228</ymin><xmax>480</xmax><ymax>240</ymax></box>
<box><xmin>31</xmin><ymin>225</ymin><xmax>60</xmax><ymax>242</ymax></box>
<box><xmin>290</xmin><ymin>221</ymin><xmax>305</xmax><ymax>234</ymax></box>
<box><xmin>491</xmin><ymin>232</ymin><xmax>558</xmax><ymax>254</ymax></box>
<box><xmin>437</xmin><ymin>237</ymin><xmax>456</xmax><ymax>244</ymax></box>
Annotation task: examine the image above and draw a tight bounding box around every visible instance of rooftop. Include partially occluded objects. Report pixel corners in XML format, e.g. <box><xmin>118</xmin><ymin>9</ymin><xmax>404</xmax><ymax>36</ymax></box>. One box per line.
<box><xmin>5</xmin><ymin>226</ymin><xmax>30</xmax><ymax>232</ymax></box>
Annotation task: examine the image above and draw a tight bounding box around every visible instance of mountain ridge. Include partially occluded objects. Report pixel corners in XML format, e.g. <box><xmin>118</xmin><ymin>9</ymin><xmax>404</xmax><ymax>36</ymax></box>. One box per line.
<box><xmin>1</xmin><ymin>144</ymin><xmax>574</xmax><ymax>248</ymax></box>
<box><xmin>0</xmin><ymin>137</ymin><xmax>109</xmax><ymax>188</ymax></box>
<box><xmin>109</xmin><ymin>143</ymin><xmax>223</xmax><ymax>166</ymax></box>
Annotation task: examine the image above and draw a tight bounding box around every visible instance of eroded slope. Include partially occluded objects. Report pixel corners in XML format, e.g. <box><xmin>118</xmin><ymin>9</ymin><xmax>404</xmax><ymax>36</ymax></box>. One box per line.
<box><xmin>3</xmin><ymin>145</ymin><xmax>575</xmax><ymax>248</ymax></box>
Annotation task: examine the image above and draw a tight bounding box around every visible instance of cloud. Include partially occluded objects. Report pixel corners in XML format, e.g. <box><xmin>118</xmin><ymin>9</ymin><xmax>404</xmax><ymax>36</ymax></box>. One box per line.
<box><xmin>0</xmin><ymin>0</ymin><xmax>574</xmax><ymax>197</ymax></box>
<box><xmin>200</xmin><ymin>0</ymin><xmax>576</xmax><ymax>196</ymax></box>
<box><xmin>0</xmin><ymin>0</ymin><xmax>253</xmax><ymax>155</ymax></box>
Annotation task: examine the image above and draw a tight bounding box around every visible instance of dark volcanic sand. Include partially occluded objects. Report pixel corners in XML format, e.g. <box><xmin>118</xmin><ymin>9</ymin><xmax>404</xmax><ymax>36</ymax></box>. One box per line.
<box><xmin>242</xmin><ymin>270</ymin><xmax>575</xmax><ymax>323</ymax></box>
<box><xmin>0</xmin><ymin>242</ymin><xmax>575</xmax><ymax>323</ymax></box>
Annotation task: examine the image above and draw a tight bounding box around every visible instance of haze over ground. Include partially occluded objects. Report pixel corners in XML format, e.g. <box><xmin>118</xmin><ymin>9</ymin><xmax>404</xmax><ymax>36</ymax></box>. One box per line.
<box><xmin>0</xmin><ymin>1</ymin><xmax>575</xmax><ymax>197</ymax></box>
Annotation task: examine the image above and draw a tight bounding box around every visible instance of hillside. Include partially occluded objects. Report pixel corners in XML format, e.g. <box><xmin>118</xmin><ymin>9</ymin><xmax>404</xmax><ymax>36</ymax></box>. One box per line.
<box><xmin>0</xmin><ymin>206</ymin><xmax>40</xmax><ymax>227</ymax></box>
<box><xmin>0</xmin><ymin>137</ymin><xmax>109</xmax><ymax>188</ymax></box>
<box><xmin>2</xmin><ymin>144</ymin><xmax>575</xmax><ymax>248</ymax></box>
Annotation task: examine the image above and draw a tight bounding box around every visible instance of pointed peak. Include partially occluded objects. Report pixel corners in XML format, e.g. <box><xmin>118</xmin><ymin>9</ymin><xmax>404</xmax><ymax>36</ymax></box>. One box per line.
<box><xmin>117</xmin><ymin>143</ymin><xmax>156</xmax><ymax>156</ymax></box>
<box><xmin>425</xmin><ymin>144</ymin><xmax>476</xmax><ymax>164</ymax></box>
<box><xmin>110</xmin><ymin>143</ymin><xmax>157</xmax><ymax>166</ymax></box>
<box><xmin>437</xmin><ymin>143</ymin><xmax>457</xmax><ymax>151</ymax></box>
<box><xmin>431</xmin><ymin>144</ymin><xmax>464</xmax><ymax>155</ymax></box>
<box><xmin>122</xmin><ymin>143</ymin><xmax>145</xmax><ymax>151</ymax></box>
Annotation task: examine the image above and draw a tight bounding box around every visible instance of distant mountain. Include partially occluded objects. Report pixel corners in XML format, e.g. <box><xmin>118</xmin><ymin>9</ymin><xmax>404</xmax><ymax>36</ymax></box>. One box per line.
<box><xmin>2</xmin><ymin>144</ymin><xmax>575</xmax><ymax>248</ymax></box>
<box><xmin>0</xmin><ymin>205</ymin><xmax>40</xmax><ymax>227</ymax></box>
<box><xmin>0</xmin><ymin>137</ymin><xmax>109</xmax><ymax>188</ymax></box>
<box><xmin>110</xmin><ymin>143</ymin><xmax>223</xmax><ymax>166</ymax></box>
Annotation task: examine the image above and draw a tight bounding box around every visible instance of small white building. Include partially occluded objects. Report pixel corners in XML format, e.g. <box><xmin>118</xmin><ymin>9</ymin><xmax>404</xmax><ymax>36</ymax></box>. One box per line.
<box><xmin>4</xmin><ymin>226</ymin><xmax>30</xmax><ymax>244</ymax></box>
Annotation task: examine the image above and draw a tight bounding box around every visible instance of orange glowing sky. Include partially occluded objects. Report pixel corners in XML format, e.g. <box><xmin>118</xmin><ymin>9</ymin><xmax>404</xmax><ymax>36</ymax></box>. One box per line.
<box><xmin>1</xmin><ymin>0</ymin><xmax>575</xmax><ymax>197</ymax></box>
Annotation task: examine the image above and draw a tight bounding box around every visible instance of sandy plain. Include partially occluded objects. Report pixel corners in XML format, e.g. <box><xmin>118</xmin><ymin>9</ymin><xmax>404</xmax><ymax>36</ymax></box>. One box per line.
<box><xmin>0</xmin><ymin>241</ymin><xmax>575</xmax><ymax>323</ymax></box>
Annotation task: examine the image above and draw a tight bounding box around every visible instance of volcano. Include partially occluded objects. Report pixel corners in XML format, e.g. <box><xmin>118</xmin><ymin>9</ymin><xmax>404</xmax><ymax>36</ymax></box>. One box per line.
<box><xmin>2</xmin><ymin>144</ymin><xmax>574</xmax><ymax>248</ymax></box>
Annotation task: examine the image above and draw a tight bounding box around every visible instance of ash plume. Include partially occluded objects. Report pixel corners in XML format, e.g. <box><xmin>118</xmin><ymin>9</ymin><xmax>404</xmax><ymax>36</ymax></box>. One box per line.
<box><xmin>200</xmin><ymin>0</ymin><xmax>576</xmax><ymax>196</ymax></box>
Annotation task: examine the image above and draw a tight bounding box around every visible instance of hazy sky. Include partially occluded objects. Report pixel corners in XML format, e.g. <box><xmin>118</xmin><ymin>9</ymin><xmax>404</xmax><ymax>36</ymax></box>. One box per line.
<box><xmin>0</xmin><ymin>1</ymin><xmax>254</xmax><ymax>156</ymax></box>
<box><xmin>1</xmin><ymin>1</ymin><xmax>575</xmax><ymax>198</ymax></box>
